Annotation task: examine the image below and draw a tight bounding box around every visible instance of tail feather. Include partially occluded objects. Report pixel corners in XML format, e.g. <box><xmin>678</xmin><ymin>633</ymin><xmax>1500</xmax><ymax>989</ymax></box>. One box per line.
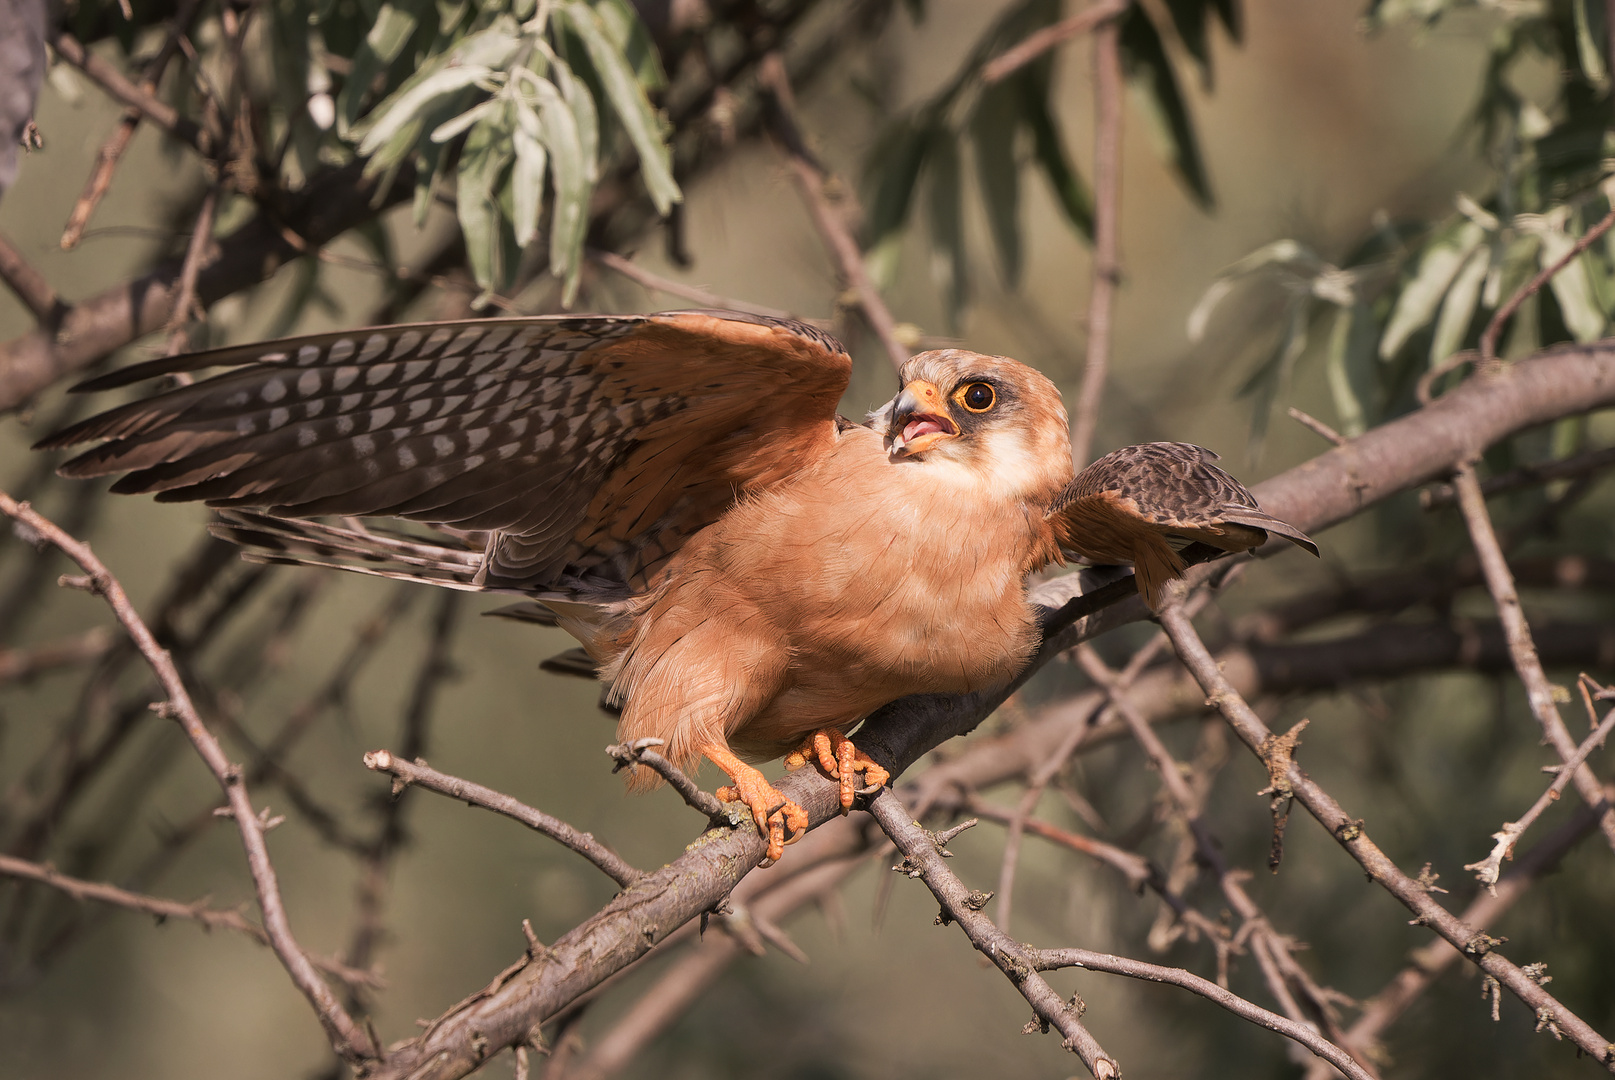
<box><xmin>1218</xmin><ymin>507</ymin><xmax>1320</xmax><ymax>557</ymax></box>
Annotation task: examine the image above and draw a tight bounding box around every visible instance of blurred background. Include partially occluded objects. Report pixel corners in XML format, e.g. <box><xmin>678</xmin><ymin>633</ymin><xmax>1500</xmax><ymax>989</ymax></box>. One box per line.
<box><xmin>1</xmin><ymin>1</ymin><xmax>1613</xmax><ymax>1078</ymax></box>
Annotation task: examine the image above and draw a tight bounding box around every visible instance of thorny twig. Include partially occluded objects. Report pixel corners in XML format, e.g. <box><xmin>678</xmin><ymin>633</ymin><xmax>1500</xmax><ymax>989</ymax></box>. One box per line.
<box><xmin>867</xmin><ymin>792</ymin><xmax>1122</xmax><ymax>1079</ymax></box>
<box><xmin>366</xmin><ymin>751</ymin><xmax>642</xmax><ymax>889</ymax></box>
<box><xmin>0</xmin><ymin>491</ymin><xmax>377</xmax><ymax>1062</ymax></box>
<box><xmin>605</xmin><ymin>738</ymin><xmax>729</xmax><ymax>824</ymax></box>
<box><xmin>0</xmin><ymin>852</ymin><xmax>381</xmax><ymax>988</ymax></box>
<box><xmin>1450</xmin><ymin>462</ymin><xmax>1615</xmax><ymax>858</ymax></box>
<box><xmin>1464</xmin><ymin>675</ymin><xmax>1615</xmax><ymax>891</ymax></box>
<box><xmin>1156</xmin><ymin>591</ymin><xmax>1615</xmax><ymax>1068</ymax></box>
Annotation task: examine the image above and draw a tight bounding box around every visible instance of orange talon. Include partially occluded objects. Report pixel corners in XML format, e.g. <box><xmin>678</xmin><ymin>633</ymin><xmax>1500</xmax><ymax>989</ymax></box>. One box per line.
<box><xmin>786</xmin><ymin>728</ymin><xmax>891</xmax><ymax>812</ymax></box>
<box><xmin>703</xmin><ymin>742</ymin><xmax>807</xmax><ymax>862</ymax></box>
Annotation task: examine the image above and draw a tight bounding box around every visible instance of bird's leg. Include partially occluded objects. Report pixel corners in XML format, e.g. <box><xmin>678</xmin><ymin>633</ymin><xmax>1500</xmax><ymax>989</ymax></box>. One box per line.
<box><xmin>783</xmin><ymin>729</ymin><xmax>891</xmax><ymax>812</ymax></box>
<box><xmin>702</xmin><ymin>742</ymin><xmax>807</xmax><ymax>863</ymax></box>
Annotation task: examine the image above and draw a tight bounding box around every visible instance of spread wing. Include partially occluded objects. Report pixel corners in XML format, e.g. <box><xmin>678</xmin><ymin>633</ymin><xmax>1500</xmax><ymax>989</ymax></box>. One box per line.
<box><xmin>1048</xmin><ymin>442</ymin><xmax>1318</xmax><ymax>607</ymax></box>
<box><xmin>42</xmin><ymin>310</ymin><xmax>852</xmax><ymax>598</ymax></box>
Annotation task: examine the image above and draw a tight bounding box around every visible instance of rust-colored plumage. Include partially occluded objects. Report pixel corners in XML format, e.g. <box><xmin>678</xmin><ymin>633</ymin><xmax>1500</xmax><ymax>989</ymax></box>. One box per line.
<box><xmin>43</xmin><ymin>310</ymin><xmax>1316</xmax><ymax>860</ymax></box>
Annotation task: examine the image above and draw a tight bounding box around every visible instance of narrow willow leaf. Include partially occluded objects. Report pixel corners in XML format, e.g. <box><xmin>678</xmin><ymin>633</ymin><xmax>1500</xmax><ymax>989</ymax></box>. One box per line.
<box><xmin>1020</xmin><ymin>75</ymin><xmax>1093</xmax><ymax>240</ymax></box>
<box><xmin>352</xmin><ymin>16</ymin><xmax>522</xmax><ymax>148</ymax></box>
<box><xmin>530</xmin><ymin>76</ymin><xmax>589</xmax><ymax>304</ymax></box>
<box><xmin>338</xmin><ymin>0</ymin><xmax>431</xmax><ymax>132</ymax></box>
<box><xmin>1118</xmin><ymin>7</ymin><xmax>1213</xmax><ymax>208</ymax></box>
<box><xmin>1429</xmin><ymin>244</ymin><xmax>1489</xmax><ymax>366</ymax></box>
<box><xmin>557</xmin><ymin>2</ymin><xmax>679</xmax><ymax>215</ymax></box>
<box><xmin>864</xmin><ymin>120</ymin><xmax>932</xmax><ymax>245</ymax></box>
<box><xmin>358</xmin><ymin>64</ymin><xmax>493</xmax><ymax>154</ymax></box>
<box><xmin>1538</xmin><ymin>229</ymin><xmax>1606</xmax><ymax>342</ymax></box>
<box><xmin>595</xmin><ymin>0</ymin><xmax>667</xmax><ymax>89</ymax></box>
<box><xmin>457</xmin><ymin>109</ymin><xmax>516</xmax><ymax>294</ymax></box>
<box><xmin>1324</xmin><ymin>303</ymin><xmax>1370</xmax><ymax>438</ymax></box>
<box><xmin>553</xmin><ymin>58</ymin><xmax>600</xmax><ymax>182</ymax></box>
<box><xmin>512</xmin><ymin>126</ymin><xmax>548</xmax><ymax>247</ymax></box>
<box><xmin>430</xmin><ymin>98</ymin><xmax>500</xmax><ymax>143</ymax></box>
<box><xmin>970</xmin><ymin>79</ymin><xmax>1023</xmax><ymax>286</ymax></box>
<box><xmin>1186</xmin><ymin>239</ymin><xmax>1317</xmax><ymax>341</ymax></box>
<box><xmin>924</xmin><ymin>125</ymin><xmax>967</xmax><ymax>325</ymax></box>
<box><xmin>1379</xmin><ymin>219</ymin><xmax>1484</xmax><ymax>358</ymax></box>
<box><xmin>1573</xmin><ymin>0</ymin><xmax>1609</xmax><ymax>89</ymax></box>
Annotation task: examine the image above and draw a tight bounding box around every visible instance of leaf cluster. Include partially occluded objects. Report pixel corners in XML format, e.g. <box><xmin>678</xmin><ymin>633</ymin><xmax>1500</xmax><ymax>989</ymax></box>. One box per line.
<box><xmin>861</xmin><ymin>0</ymin><xmax>1236</xmax><ymax>326</ymax></box>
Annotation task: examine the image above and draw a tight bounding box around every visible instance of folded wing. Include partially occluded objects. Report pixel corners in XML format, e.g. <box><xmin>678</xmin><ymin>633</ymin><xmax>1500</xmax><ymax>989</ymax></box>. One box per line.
<box><xmin>1048</xmin><ymin>441</ymin><xmax>1318</xmax><ymax>607</ymax></box>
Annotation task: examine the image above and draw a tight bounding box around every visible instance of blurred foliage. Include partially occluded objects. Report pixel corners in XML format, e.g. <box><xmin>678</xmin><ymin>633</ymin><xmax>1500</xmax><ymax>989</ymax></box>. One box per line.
<box><xmin>862</xmin><ymin>0</ymin><xmax>1237</xmax><ymax>327</ymax></box>
<box><xmin>1195</xmin><ymin>0</ymin><xmax>1615</xmax><ymax>451</ymax></box>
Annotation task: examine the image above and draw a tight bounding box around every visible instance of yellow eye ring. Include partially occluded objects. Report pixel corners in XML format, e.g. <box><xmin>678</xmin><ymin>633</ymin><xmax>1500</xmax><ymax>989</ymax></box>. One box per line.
<box><xmin>956</xmin><ymin>382</ymin><xmax>995</xmax><ymax>412</ymax></box>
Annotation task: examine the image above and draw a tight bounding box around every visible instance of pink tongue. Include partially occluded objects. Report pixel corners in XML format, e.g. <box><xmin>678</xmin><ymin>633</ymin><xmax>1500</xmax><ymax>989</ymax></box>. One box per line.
<box><xmin>903</xmin><ymin>418</ymin><xmax>944</xmax><ymax>442</ymax></box>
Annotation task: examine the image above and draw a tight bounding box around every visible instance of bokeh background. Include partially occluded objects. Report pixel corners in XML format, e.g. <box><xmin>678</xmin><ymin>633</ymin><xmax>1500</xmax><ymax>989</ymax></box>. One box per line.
<box><xmin>2</xmin><ymin>2</ymin><xmax>1612</xmax><ymax>1078</ymax></box>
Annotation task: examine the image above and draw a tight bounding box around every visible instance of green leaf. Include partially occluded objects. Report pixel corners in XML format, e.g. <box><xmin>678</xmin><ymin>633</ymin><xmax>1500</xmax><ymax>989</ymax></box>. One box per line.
<box><xmin>1379</xmin><ymin>219</ymin><xmax>1485</xmax><ymax>359</ymax></box>
<box><xmin>1324</xmin><ymin>302</ymin><xmax>1373</xmax><ymax>437</ymax></box>
<box><xmin>864</xmin><ymin>119</ymin><xmax>933</xmax><ymax>247</ymax></box>
<box><xmin>556</xmin><ymin>2</ymin><xmax>680</xmax><ymax>215</ymax></box>
<box><xmin>553</xmin><ymin>58</ymin><xmax>599</xmax><ymax>182</ymax></box>
<box><xmin>1573</xmin><ymin>0</ymin><xmax>1609</xmax><ymax>89</ymax></box>
<box><xmin>1538</xmin><ymin>229</ymin><xmax>1606</xmax><ymax>343</ymax></box>
<box><xmin>594</xmin><ymin>0</ymin><xmax>667</xmax><ymax>89</ymax></box>
<box><xmin>338</xmin><ymin>0</ymin><xmax>434</xmax><ymax>132</ymax></box>
<box><xmin>358</xmin><ymin>63</ymin><xmax>494</xmax><ymax>154</ymax></box>
<box><xmin>924</xmin><ymin>125</ymin><xmax>967</xmax><ymax>325</ymax></box>
<box><xmin>1019</xmin><ymin>67</ymin><xmax>1093</xmax><ymax>240</ymax></box>
<box><xmin>970</xmin><ymin>79</ymin><xmax>1023</xmax><ymax>286</ymax></box>
<box><xmin>512</xmin><ymin>123</ymin><xmax>549</xmax><ymax>247</ymax></box>
<box><xmin>1186</xmin><ymin>239</ymin><xmax>1320</xmax><ymax>342</ymax></box>
<box><xmin>528</xmin><ymin>75</ymin><xmax>589</xmax><ymax>305</ymax></box>
<box><xmin>352</xmin><ymin>16</ymin><xmax>523</xmax><ymax>150</ymax></box>
<box><xmin>1238</xmin><ymin>296</ymin><xmax>1309</xmax><ymax>453</ymax></box>
<box><xmin>456</xmin><ymin>104</ymin><xmax>517</xmax><ymax>295</ymax></box>
<box><xmin>1428</xmin><ymin>244</ymin><xmax>1489</xmax><ymax>367</ymax></box>
<box><xmin>1118</xmin><ymin>6</ymin><xmax>1214</xmax><ymax>208</ymax></box>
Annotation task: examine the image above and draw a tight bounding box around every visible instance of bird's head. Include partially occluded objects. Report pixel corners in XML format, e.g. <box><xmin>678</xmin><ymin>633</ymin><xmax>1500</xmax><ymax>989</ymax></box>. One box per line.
<box><xmin>871</xmin><ymin>350</ymin><xmax>1074</xmax><ymax>498</ymax></box>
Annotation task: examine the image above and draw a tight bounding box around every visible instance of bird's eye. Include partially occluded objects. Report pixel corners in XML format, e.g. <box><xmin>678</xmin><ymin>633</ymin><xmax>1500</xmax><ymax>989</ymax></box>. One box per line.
<box><xmin>958</xmin><ymin>382</ymin><xmax>995</xmax><ymax>412</ymax></box>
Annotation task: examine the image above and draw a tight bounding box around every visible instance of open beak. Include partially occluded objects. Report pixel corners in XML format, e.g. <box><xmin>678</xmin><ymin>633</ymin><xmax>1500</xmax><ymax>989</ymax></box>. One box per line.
<box><xmin>885</xmin><ymin>379</ymin><xmax>960</xmax><ymax>457</ymax></box>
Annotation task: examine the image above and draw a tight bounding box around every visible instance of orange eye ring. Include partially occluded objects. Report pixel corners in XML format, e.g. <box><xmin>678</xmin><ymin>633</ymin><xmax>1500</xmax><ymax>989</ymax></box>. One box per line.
<box><xmin>956</xmin><ymin>382</ymin><xmax>995</xmax><ymax>412</ymax></box>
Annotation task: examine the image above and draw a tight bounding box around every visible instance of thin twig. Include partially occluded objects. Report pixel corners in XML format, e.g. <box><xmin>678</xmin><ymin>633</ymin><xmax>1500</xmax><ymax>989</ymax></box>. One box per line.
<box><xmin>981</xmin><ymin>0</ymin><xmax>1131</xmax><ymax>85</ymax></box>
<box><xmin>605</xmin><ymin>738</ymin><xmax>729</xmax><ymax>823</ymax></box>
<box><xmin>867</xmin><ymin>791</ymin><xmax>1121</xmax><ymax>1079</ymax></box>
<box><xmin>164</xmin><ymin>187</ymin><xmax>220</xmax><ymax>358</ymax></box>
<box><xmin>0</xmin><ymin>626</ymin><xmax>114</xmax><ymax>683</ymax></box>
<box><xmin>1068</xmin><ymin>18</ymin><xmax>1124</xmax><ymax>467</ymax></box>
<box><xmin>0</xmin><ymin>230</ymin><xmax>66</xmax><ymax>324</ymax></box>
<box><xmin>1419</xmin><ymin>205</ymin><xmax>1615</xmax><ymax>404</ymax></box>
<box><xmin>0</xmin><ymin>491</ymin><xmax>376</xmax><ymax>1062</ymax></box>
<box><xmin>1308</xmin><ymin>798</ymin><xmax>1606</xmax><ymax>1080</ymax></box>
<box><xmin>1156</xmin><ymin>593</ymin><xmax>1615</xmax><ymax>1068</ymax></box>
<box><xmin>1451</xmin><ymin>462</ymin><xmax>1615</xmax><ymax>861</ymax></box>
<box><xmin>756</xmin><ymin>53</ymin><xmax>909</xmax><ymax>375</ymax></box>
<box><xmin>0</xmin><ymin>852</ymin><xmax>381</xmax><ymax>988</ymax></box>
<box><xmin>1035</xmin><ymin>946</ymin><xmax>1373</xmax><ymax>1080</ymax></box>
<box><xmin>1464</xmin><ymin>675</ymin><xmax>1615</xmax><ymax>890</ymax></box>
<box><xmin>1287</xmin><ymin>406</ymin><xmax>1347</xmax><ymax>447</ymax></box>
<box><xmin>49</xmin><ymin>33</ymin><xmax>211</xmax><ymax>154</ymax></box>
<box><xmin>365</xmin><ymin>750</ymin><xmax>641</xmax><ymax>888</ymax></box>
<box><xmin>587</xmin><ymin>249</ymin><xmax>804</xmax><ymax>321</ymax></box>
<box><xmin>1420</xmin><ymin>444</ymin><xmax>1615</xmax><ymax>508</ymax></box>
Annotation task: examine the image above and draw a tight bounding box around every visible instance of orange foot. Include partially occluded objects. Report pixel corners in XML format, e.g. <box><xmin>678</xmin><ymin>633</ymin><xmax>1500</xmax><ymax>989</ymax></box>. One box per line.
<box><xmin>784</xmin><ymin>729</ymin><xmax>891</xmax><ymax>812</ymax></box>
<box><xmin>702</xmin><ymin>742</ymin><xmax>808</xmax><ymax>863</ymax></box>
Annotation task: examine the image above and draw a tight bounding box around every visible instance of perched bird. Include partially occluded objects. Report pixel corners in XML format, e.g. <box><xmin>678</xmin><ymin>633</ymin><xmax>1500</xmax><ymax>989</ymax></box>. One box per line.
<box><xmin>41</xmin><ymin>310</ymin><xmax>1316</xmax><ymax>859</ymax></box>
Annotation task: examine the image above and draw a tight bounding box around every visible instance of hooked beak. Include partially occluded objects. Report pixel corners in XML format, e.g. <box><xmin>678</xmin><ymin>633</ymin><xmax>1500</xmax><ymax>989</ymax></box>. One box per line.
<box><xmin>885</xmin><ymin>379</ymin><xmax>960</xmax><ymax>457</ymax></box>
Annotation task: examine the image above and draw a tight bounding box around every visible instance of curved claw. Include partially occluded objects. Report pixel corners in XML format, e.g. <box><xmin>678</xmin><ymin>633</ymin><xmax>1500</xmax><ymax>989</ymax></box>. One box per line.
<box><xmin>711</xmin><ymin>758</ymin><xmax>807</xmax><ymax>861</ymax></box>
<box><xmin>785</xmin><ymin>729</ymin><xmax>891</xmax><ymax>812</ymax></box>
